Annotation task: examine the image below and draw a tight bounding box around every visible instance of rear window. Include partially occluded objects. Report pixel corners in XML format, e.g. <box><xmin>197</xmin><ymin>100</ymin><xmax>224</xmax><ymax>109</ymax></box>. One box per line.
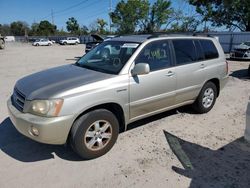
<box><xmin>200</xmin><ymin>40</ymin><xmax>219</xmax><ymax>60</ymax></box>
<box><xmin>172</xmin><ymin>39</ymin><xmax>196</xmax><ymax>65</ymax></box>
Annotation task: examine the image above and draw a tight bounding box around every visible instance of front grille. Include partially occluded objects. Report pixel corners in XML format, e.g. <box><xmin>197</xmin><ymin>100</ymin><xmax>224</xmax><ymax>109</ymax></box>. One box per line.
<box><xmin>11</xmin><ymin>88</ymin><xmax>26</xmax><ymax>112</ymax></box>
<box><xmin>234</xmin><ymin>52</ymin><xmax>245</xmax><ymax>58</ymax></box>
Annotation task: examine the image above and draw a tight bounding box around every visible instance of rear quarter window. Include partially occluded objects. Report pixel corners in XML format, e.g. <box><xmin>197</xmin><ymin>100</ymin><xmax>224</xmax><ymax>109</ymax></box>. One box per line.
<box><xmin>200</xmin><ymin>40</ymin><xmax>219</xmax><ymax>60</ymax></box>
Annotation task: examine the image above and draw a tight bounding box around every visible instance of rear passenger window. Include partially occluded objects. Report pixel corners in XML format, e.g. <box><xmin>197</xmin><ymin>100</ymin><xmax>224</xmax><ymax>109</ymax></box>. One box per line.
<box><xmin>172</xmin><ymin>40</ymin><xmax>196</xmax><ymax>65</ymax></box>
<box><xmin>200</xmin><ymin>40</ymin><xmax>219</xmax><ymax>59</ymax></box>
<box><xmin>194</xmin><ymin>40</ymin><xmax>205</xmax><ymax>61</ymax></box>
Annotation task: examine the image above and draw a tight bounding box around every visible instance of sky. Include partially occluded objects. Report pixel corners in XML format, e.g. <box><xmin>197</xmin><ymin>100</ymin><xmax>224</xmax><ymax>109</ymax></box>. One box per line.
<box><xmin>0</xmin><ymin>0</ymin><xmax>198</xmax><ymax>30</ymax></box>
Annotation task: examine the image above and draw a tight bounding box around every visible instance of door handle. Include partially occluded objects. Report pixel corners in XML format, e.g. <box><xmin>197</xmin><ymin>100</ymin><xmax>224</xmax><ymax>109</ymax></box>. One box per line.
<box><xmin>200</xmin><ymin>63</ymin><xmax>206</xmax><ymax>69</ymax></box>
<box><xmin>165</xmin><ymin>71</ymin><xmax>175</xmax><ymax>77</ymax></box>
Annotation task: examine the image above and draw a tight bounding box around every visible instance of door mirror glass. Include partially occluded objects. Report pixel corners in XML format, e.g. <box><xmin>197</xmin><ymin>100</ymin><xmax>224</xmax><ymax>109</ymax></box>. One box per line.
<box><xmin>131</xmin><ymin>63</ymin><xmax>150</xmax><ymax>76</ymax></box>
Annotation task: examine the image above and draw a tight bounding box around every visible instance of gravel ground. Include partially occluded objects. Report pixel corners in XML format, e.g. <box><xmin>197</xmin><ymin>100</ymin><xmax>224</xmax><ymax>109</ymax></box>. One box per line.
<box><xmin>0</xmin><ymin>43</ymin><xmax>250</xmax><ymax>188</ymax></box>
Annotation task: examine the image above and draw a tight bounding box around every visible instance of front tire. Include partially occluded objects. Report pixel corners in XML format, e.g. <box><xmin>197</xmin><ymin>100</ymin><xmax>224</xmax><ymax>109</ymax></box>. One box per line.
<box><xmin>193</xmin><ymin>82</ymin><xmax>217</xmax><ymax>114</ymax></box>
<box><xmin>0</xmin><ymin>39</ymin><xmax>5</xmax><ymax>49</ymax></box>
<box><xmin>70</xmin><ymin>109</ymin><xmax>119</xmax><ymax>159</ymax></box>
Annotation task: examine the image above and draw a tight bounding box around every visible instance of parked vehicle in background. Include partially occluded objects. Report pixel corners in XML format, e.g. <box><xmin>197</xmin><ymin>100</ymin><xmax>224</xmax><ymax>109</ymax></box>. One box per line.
<box><xmin>0</xmin><ymin>35</ymin><xmax>5</xmax><ymax>49</ymax></box>
<box><xmin>50</xmin><ymin>40</ymin><xmax>56</xmax><ymax>44</ymax></box>
<box><xmin>85</xmin><ymin>34</ymin><xmax>116</xmax><ymax>53</ymax></box>
<box><xmin>8</xmin><ymin>34</ymin><xmax>228</xmax><ymax>159</ymax></box>
<box><xmin>230</xmin><ymin>41</ymin><xmax>250</xmax><ymax>60</ymax></box>
<box><xmin>248</xmin><ymin>64</ymin><xmax>250</xmax><ymax>76</ymax></box>
<box><xmin>4</xmin><ymin>36</ymin><xmax>15</xmax><ymax>42</ymax></box>
<box><xmin>32</xmin><ymin>39</ymin><xmax>53</xmax><ymax>46</ymax></box>
<box><xmin>59</xmin><ymin>37</ymin><xmax>80</xmax><ymax>45</ymax></box>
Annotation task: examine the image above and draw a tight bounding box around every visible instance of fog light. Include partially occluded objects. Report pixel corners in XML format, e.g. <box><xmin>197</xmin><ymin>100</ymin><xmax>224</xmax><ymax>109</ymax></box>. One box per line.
<box><xmin>30</xmin><ymin>126</ymin><xmax>39</xmax><ymax>136</ymax></box>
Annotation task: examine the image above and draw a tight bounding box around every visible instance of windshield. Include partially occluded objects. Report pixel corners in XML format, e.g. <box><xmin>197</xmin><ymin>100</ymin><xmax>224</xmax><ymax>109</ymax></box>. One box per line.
<box><xmin>76</xmin><ymin>41</ymin><xmax>140</xmax><ymax>74</ymax></box>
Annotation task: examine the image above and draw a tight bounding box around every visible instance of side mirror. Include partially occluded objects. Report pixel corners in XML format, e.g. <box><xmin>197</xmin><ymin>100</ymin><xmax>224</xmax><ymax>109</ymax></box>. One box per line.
<box><xmin>131</xmin><ymin>63</ymin><xmax>150</xmax><ymax>76</ymax></box>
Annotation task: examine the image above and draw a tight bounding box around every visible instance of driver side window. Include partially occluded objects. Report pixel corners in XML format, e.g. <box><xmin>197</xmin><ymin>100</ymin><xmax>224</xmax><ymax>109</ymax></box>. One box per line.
<box><xmin>134</xmin><ymin>40</ymin><xmax>171</xmax><ymax>71</ymax></box>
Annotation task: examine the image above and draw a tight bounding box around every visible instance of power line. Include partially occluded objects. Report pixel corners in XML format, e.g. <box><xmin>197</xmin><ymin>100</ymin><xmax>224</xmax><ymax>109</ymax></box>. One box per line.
<box><xmin>53</xmin><ymin>0</ymin><xmax>101</xmax><ymax>18</ymax></box>
<box><xmin>39</xmin><ymin>0</ymin><xmax>90</xmax><ymax>21</ymax></box>
<box><xmin>54</xmin><ymin>0</ymin><xmax>89</xmax><ymax>14</ymax></box>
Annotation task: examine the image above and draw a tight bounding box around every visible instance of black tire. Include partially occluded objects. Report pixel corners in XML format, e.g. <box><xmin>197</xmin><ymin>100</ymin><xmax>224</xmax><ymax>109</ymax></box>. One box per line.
<box><xmin>70</xmin><ymin>109</ymin><xmax>119</xmax><ymax>159</ymax></box>
<box><xmin>192</xmin><ymin>82</ymin><xmax>217</xmax><ymax>114</ymax></box>
<box><xmin>63</xmin><ymin>42</ymin><xmax>67</xmax><ymax>45</ymax></box>
<box><xmin>48</xmin><ymin>43</ymin><xmax>52</xmax><ymax>46</ymax></box>
<box><xmin>35</xmin><ymin>43</ymin><xmax>39</xmax><ymax>46</ymax></box>
<box><xmin>0</xmin><ymin>39</ymin><xmax>5</xmax><ymax>49</ymax></box>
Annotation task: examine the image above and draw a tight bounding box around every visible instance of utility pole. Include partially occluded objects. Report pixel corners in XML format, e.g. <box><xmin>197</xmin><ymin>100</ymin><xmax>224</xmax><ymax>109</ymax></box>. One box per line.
<box><xmin>51</xmin><ymin>9</ymin><xmax>54</xmax><ymax>25</ymax></box>
<box><xmin>109</xmin><ymin>0</ymin><xmax>112</xmax><ymax>33</ymax></box>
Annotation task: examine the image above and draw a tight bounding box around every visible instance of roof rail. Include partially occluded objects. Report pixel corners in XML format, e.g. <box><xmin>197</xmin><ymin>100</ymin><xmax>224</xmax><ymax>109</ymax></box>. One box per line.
<box><xmin>147</xmin><ymin>32</ymin><xmax>213</xmax><ymax>39</ymax></box>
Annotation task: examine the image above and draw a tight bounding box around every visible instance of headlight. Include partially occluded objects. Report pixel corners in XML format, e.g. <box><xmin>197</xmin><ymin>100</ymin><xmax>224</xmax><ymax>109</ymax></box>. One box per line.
<box><xmin>28</xmin><ymin>99</ymin><xmax>63</xmax><ymax>117</ymax></box>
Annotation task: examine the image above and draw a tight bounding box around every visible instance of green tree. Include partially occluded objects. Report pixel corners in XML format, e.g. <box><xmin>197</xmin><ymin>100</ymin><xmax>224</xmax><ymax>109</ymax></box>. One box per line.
<box><xmin>37</xmin><ymin>20</ymin><xmax>57</xmax><ymax>36</ymax></box>
<box><xmin>29</xmin><ymin>22</ymin><xmax>39</xmax><ymax>36</ymax></box>
<box><xmin>143</xmin><ymin>0</ymin><xmax>172</xmax><ymax>33</ymax></box>
<box><xmin>97</xmin><ymin>19</ymin><xmax>107</xmax><ymax>34</ymax></box>
<box><xmin>10</xmin><ymin>21</ymin><xmax>29</xmax><ymax>36</ymax></box>
<box><xmin>168</xmin><ymin>10</ymin><xmax>200</xmax><ymax>32</ymax></box>
<box><xmin>0</xmin><ymin>24</ymin><xmax>11</xmax><ymax>35</ymax></box>
<box><xmin>80</xmin><ymin>25</ymin><xmax>89</xmax><ymax>35</ymax></box>
<box><xmin>66</xmin><ymin>17</ymin><xmax>80</xmax><ymax>34</ymax></box>
<box><xmin>189</xmin><ymin>0</ymin><xmax>250</xmax><ymax>31</ymax></box>
<box><xmin>110</xmin><ymin>0</ymin><xmax>149</xmax><ymax>34</ymax></box>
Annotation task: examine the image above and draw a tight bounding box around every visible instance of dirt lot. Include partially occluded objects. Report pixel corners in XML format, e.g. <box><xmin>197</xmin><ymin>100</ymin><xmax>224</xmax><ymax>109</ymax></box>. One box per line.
<box><xmin>0</xmin><ymin>43</ymin><xmax>250</xmax><ymax>188</ymax></box>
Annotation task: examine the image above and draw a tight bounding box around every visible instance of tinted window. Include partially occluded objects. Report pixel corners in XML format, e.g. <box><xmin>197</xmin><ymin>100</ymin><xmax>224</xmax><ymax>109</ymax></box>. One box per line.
<box><xmin>194</xmin><ymin>40</ymin><xmax>205</xmax><ymax>61</ymax></box>
<box><xmin>172</xmin><ymin>39</ymin><xmax>196</xmax><ymax>65</ymax></box>
<box><xmin>135</xmin><ymin>40</ymin><xmax>171</xmax><ymax>71</ymax></box>
<box><xmin>200</xmin><ymin>40</ymin><xmax>219</xmax><ymax>59</ymax></box>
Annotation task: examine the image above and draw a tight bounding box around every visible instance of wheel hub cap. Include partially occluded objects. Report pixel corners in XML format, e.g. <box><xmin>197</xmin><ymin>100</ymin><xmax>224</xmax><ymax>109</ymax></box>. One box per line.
<box><xmin>84</xmin><ymin>120</ymin><xmax>112</xmax><ymax>151</ymax></box>
<box><xmin>202</xmin><ymin>88</ymin><xmax>214</xmax><ymax>108</ymax></box>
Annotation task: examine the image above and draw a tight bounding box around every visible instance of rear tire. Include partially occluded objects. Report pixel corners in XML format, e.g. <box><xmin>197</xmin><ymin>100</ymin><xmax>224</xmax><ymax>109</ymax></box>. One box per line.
<box><xmin>192</xmin><ymin>82</ymin><xmax>217</xmax><ymax>114</ymax></box>
<box><xmin>63</xmin><ymin>42</ymin><xmax>67</xmax><ymax>45</ymax></box>
<box><xmin>70</xmin><ymin>109</ymin><xmax>119</xmax><ymax>159</ymax></box>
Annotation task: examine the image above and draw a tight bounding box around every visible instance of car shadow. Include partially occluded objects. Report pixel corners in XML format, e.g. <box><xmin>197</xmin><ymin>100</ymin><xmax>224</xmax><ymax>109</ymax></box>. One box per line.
<box><xmin>0</xmin><ymin>106</ymin><xmax>197</xmax><ymax>162</ymax></box>
<box><xmin>126</xmin><ymin>105</ymin><xmax>197</xmax><ymax>131</ymax></box>
<box><xmin>230</xmin><ymin>69</ymin><xmax>250</xmax><ymax>80</ymax></box>
<box><xmin>0</xmin><ymin>118</ymin><xmax>82</xmax><ymax>162</ymax></box>
<box><xmin>164</xmin><ymin>131</ymin><xmax>250</xmax><ymax>188</ymax></box>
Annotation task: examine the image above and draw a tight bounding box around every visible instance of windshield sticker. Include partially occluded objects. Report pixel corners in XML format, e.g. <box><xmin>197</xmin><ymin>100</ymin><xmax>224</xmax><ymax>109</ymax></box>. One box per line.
<box><xmin>121</xmin><ymin>43</ymin><xmax>139</xmax><ymax>48</ymax></box>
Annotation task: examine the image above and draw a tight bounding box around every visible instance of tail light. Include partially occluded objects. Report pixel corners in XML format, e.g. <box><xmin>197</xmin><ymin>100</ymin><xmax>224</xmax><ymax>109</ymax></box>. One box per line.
<box><xmin>225</xmin><ymin>61</ymin><xmax>229</xmax><ymax>74</ymax></box>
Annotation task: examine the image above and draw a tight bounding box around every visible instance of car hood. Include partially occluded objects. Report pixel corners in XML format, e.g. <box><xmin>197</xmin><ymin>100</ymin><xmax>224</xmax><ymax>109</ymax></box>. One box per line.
<box><xmin>91</xmin><ymin>34</ymin><xmax>104</xmax><ymax>41</ymax></box>
<box><xmin>15</xmin><ymin>64</ymin><xmax>113</xmax><ymax>100</ymax></box>
<box><xmin>234</xmin><ymin>44</ymin><xmax>250</xmax><ymax>50</ymax></box>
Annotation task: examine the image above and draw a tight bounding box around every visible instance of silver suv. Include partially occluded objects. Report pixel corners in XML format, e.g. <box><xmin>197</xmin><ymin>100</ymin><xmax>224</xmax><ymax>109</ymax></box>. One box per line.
<box><xmin>7</xmin><ymin>34</ymin><xmax>228</xmax><ymax>159</ymax></box>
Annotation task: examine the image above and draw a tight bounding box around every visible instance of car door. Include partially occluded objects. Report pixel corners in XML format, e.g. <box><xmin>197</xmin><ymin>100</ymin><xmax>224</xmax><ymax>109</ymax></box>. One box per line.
<box><xmin>171</xmin><ymin>39</ymin><xmax>206</xmax><ymax>104</ymax></box>
<box><xmin>129</xmin><ymin>40</ymin><xmax>176</xmax><ymax>120</ymax></box>
<box><xmin>69</xmin><ymin>38</ymin><xmax>74</xmax><ymax>44</ymax></box>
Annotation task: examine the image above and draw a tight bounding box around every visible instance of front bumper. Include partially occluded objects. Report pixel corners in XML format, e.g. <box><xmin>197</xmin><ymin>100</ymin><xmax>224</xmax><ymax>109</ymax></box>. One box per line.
<box><xmin>7</xmin><ymin>98</ymin><xmax>75</xmax><ymax>145</ymax></box>
<box><xmin>245</xmin><ymin>98</ymin><xmax>250</xmax><ymax>142</ymax></box>
<box><xmin>230</xmin><ymin>51</ymin><xmax>250</xmax><ymax>60</ymax></box>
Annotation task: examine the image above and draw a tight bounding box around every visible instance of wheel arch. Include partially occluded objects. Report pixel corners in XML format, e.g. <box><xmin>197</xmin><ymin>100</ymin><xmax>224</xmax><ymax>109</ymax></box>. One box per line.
<box><xmin>206</xmin><ymin>78</ymin><xmax>220</xmax><ymax>97</ymax></box>
<box><xmin>67</xmin><ymin>102</ymin><xmax>126</xmax><ymax>143</ymax></box>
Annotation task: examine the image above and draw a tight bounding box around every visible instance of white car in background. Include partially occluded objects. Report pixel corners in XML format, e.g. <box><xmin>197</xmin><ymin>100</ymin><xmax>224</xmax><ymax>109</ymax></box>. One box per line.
<box><xmin>59</xmin><ymin>37</ymin><xmax>80</xmax><ymax>45</ymax></box>
<box><xmin>33</xmin><ymin>39</ymin><xmax>53</xmax><ymax>46</ymax></box>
